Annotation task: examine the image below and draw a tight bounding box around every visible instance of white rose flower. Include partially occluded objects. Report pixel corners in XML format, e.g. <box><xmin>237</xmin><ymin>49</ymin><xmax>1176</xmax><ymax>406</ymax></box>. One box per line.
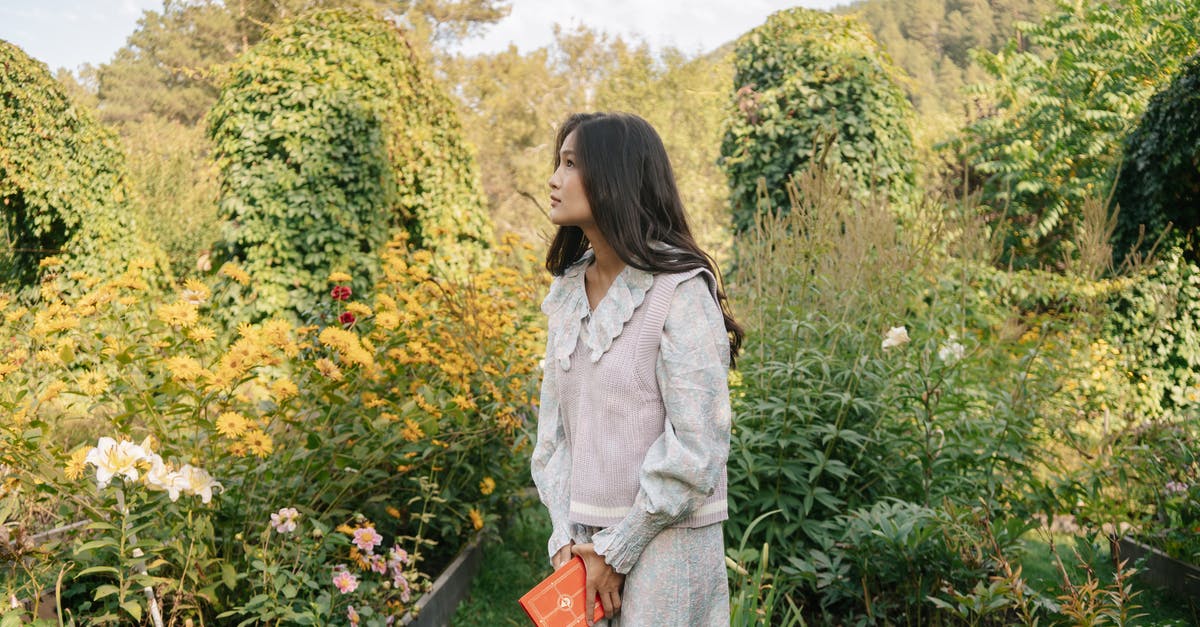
<box><xmin>881</xmin><ymin>326</ymin><xmax>910</xmax><ymax>350</ymax></box>
<box><xmin>938</xmin><ymin>340</ymin><xmax>966</xmax><ymax>364</ymax></box>
<box><xmin>84</xmin><ymin>437</ymin><xmax>150</xmax><ymax>489</ymax></box>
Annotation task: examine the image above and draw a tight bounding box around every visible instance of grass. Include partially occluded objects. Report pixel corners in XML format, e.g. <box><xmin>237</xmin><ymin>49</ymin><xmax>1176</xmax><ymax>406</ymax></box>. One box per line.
<box><xmin>1018</xmin><ymin>532</ymin><xmax>1199</xmax><ymax>626</ymax></box>
<box><xmin>452</xmin><ymin>498</ymin><xmax>553</xmax><ymax>626</ymax></box>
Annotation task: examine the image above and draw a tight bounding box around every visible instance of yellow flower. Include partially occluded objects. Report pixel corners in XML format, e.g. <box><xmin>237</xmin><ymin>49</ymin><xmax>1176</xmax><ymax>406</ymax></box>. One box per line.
<box><xmin>0</xmin><ymin>361</ymin><xmax>17</xmax><ymax>382</ymax></box>
<box><xmin>39</xmin><ymin>380</ymin><xmax>67</xmax><ymax>403</ymax></box>
<box><xmin>271</xmin><ymin>378</ymin><xmax>299</xmax><ymax>401</ymax></box>
<box><xmin>166</xmin><ymin>356</ymin><xmax>206</xmax><ymax>383</ymax></box>
<box><xmin>479</xmin><ymin>477</ymin><xmax>495</xmax><ymax>496</ymax></box>
<box><xmin>386</xmin><ymin>506</ymin><xmax>402</xmax><ymax>519</ymax></box>
<box><xmin>242</xmin><ymin>430</ymin><xmax>274</xmax><ymax>458</ymax></box>
<box><xmin>345</xmin><ymin>302</ymin><xmax>372</xmax><ymax>317</ymax></box>
<box><xmin>216</xmin><ymin>412</ymin><xmax>249</xmax><ymax>437</ymax></box>
<box><xmin>189</xmin><ymin>325</ymin><xmax>217</xmax><ymax>343</ymax></box>
<box><xmin>328</xmin><ymin>271</ymin><xmax>353</xmax><ymax>283</ymax></box>
<box><xmin>468</xmin><ymin>508</ymin><xmax>484</xmax><ymax>530</ymax></box>
<box><xmin>64</xmin><ymin>446</ymin><xmax>90</xmax><ymax>480</ymax></box>
<box><xmin>375</xmin><ymin>311</ymin><xmax>400</xmax><ymax>330</ymax></box>
<box><xmin>319</xmin><ymin>328</ymin><xmax>374</xmax><ymax>369</ymax></box>
<box><xmin>77</xmin><ymin>370</ymin><xmax>109</xmax><ymax>396</ymax></box>
<box><xmin>400</xmin><ymin>418</ymin><xmax>424</xmax><ymax>442</ymax></box>
<box><xmin>38</xmin><ymin>256</ymin><xmax>64</xmax><ymax>268</ymax></box>
<box><xmin>157</xmin><ymin>301</ymin><xmax>199</xmax><ymax>328</ymax></box>
<box><xmin>219</xmin><ymin>262</ymin><xmax>251</xmax><ymax>285</ymax></box>
<box><xmin>315</xmin><ymin>358</ymin><xmax>343</xmax><ymax>381</ymax></box>
<box><xmin>129</xmin><ymin>257</ymin><xmax>155</xmax><ymax>271</ymax></box>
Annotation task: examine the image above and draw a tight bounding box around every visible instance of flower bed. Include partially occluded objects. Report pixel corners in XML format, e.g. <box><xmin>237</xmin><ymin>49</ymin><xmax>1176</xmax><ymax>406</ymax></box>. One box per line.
<box><xmin>0</xmin><ymin>233</ymin><xmax>545</xmax><ymax>625</ymax></box>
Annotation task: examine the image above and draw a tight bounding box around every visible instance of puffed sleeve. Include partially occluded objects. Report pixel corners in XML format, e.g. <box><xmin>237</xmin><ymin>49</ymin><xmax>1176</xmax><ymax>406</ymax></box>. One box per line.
<box><xmin>530</xmin><ymin>324</ymin><xmax>574</xmax><ymax>562</ymax></box>
<box><xmin>590</xmin><ymin>275</ymin><xmax>731</xmax><ymax>574</ymax></box>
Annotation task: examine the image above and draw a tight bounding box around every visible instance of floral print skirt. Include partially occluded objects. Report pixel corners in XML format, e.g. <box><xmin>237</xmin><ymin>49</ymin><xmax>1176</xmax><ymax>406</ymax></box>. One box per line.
<box><xmin>571</xmin><ymin>522</ymin><xmax>729</xmax><ymax>626</ymax></box>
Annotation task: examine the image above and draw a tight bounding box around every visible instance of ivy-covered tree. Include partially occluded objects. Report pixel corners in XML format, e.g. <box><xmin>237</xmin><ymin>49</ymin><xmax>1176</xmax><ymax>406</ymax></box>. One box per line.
<box><xmin>0</xmin><ymin>41</ymin><xmax>158</xmax><ymax>287</ymax></box>
<box><xmin>1111</xmin><ymin>53</ymin><xmax>1200</xmax><ymax>265</ymax></box>
<box><xmin>719</xmin><ymin>8</ymin><xmax>916</xmax><ymax>233</ymax></box>
<box><xmin>207</xmin><ymin>8</ymin><xmax>492</xmax><ymax>318</ymax></box>
<box><xmin>959</xmin><ymin>0</ymin><xmax>1200</xmax><ymax>268</ymax></box>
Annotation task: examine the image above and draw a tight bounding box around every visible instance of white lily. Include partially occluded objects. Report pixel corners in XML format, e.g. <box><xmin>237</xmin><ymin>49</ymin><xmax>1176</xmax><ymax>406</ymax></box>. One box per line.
<box><xmin>177</xmin><ymin>464</ymin><xmax>222</xmax><ymax>504</ymax></box>
<box><xmin>84</xmin><ymin>437</ymin><xmax>149</xmax><ymax>489</ymax></box>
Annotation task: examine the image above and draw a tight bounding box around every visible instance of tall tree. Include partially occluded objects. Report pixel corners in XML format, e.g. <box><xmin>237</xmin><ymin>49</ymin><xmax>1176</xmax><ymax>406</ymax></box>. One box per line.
<box><xmin>96</xmin><ymin>0</ymin><xmax>510</xmax><ymax>126</ymax></box>
<box><xmin>958</xmin><ymin>0</ymin><xmax>1200</xmax><ymax>268</ymax></box>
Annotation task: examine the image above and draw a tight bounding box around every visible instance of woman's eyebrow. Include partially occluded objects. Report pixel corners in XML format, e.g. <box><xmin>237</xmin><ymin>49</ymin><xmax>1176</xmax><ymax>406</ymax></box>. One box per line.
<box><xmin>559</xmin><ymin>149</ymin><xmax>576</xmax><ymax>157</ymax></box>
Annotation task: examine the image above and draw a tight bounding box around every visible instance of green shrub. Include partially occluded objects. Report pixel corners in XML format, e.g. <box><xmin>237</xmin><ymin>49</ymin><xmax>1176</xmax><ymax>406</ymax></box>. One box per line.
<box><xmin>958</xmin><ymin>0</ymin><xmax>1200</xmax><ymax>267</ymax></box>
<box><xmin>728</xmin><ymin>168</ymin><xmax>1063</xmax><ymax>621</ymax></box>
<box><xmin>0</xmin><ymin>40</ymin><xmax>161</xmax><ymax>287</ymax></box>
<box><xmin>120</xmin><ymin>117</ymin><xmax>222</xmax><ymax>280</ymax></box>
<box><xmin>207</xmin><ymin>8</ymin><xmax>492</xmax><ymax>320</ymax></box>
<box><xmin>1104</xmin><ymin>249</ymin><xmax>1200</xmax><ymax>422</ymax></box>
<box><xmin>0</xmin><ymin>234</ymin><xmax>544</xmax><ymax>623</ymax></box>
<box><xmin>719</xmin><ymin>8</ymin><xmax>915</xmax><ymax>233</ymax></box>
<box><xmin>1112</xmin><ymin>53</ymin><xmax>1200</xmax><ymax>264</ymax></box>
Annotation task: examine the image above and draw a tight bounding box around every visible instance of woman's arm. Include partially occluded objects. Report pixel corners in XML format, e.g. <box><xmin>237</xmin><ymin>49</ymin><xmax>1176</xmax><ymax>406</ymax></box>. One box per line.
<box><xmin>530</xmin><ymin>326</ymin><xmax>575</xmax><ymax>564</ymax></box>
<box><xmin>590</xmin><ymin>275</ymin><xmax>732</xmax><ymax>574</ymax></box>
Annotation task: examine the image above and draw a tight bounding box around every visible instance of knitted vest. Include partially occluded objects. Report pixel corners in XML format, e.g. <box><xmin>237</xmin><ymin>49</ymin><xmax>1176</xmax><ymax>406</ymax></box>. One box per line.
<box><xmin>558</xmin><ymin>268</ymin><xmax>729</xmax><ymax>529</ymax></box>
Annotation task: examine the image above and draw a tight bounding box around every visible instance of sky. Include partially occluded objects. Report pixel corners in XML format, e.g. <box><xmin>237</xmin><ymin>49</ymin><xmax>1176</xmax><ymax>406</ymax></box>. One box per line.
<box><xmin>0</xmin><ymin>0</ymin><xmax>844</xmax><ymax>72</ymax></box>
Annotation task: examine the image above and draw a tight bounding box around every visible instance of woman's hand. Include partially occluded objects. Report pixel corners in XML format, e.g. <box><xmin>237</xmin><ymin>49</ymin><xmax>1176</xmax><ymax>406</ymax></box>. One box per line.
<box><xmin>571</xmin><ymin>543</ymin><xmax>624</xmax><ymax>625</ymax></box>
<box><xmin>551</xmin><ymin>541</ymin><xmax>575</xmax><ymax>570</ymax></box>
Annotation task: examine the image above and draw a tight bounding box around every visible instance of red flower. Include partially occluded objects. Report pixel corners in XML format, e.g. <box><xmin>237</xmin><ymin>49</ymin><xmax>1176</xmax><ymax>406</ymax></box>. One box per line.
<box><xmin>339</xmin><ymin>311</ymin><xmax>356</xmax><ymax>326</ymax></box>
<box><xmin>331</xmin><ymin>285</ymin><xmax>352</xmax><ymax>301</ymax></box>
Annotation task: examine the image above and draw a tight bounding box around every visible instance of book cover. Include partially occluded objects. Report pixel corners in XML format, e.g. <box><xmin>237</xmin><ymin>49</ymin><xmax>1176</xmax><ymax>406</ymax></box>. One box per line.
<box><xmin>518</xmin><ymin>556</ymin><xmax>606</xmax><ymax>626</ymax></box>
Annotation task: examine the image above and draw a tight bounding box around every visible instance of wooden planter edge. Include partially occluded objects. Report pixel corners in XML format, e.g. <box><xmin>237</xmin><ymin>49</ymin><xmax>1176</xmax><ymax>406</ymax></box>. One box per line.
<box><xmin>401</xmin><ymin>531</ymin><xmax>485</xmax><ymax>627</ymax></box>
<box><xmin>1111</xmin><ymin>534</ymin><xmax>1200</xmax><ymax>601</ymax></box>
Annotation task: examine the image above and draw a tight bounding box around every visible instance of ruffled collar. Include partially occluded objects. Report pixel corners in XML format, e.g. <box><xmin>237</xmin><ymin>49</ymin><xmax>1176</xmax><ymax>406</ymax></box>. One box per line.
<box><xmin>540</xmin><ymin>251</ymin><xmax>654</xmax><ymax>370</ymax></box>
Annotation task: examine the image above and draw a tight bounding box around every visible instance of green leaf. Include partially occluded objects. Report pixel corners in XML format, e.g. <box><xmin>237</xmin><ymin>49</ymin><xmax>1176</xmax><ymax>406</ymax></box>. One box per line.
<box><xmin>120</xmin><ymin>600</ymin><xmax>142</xmax><ymax>622</ymax></box>
<box><xmin>76</xmin><ymin>565</ymin><xmax>121</xmax><ymax>577</ymax></box>
<box><xmin>94</xmin><ymin>584</ymin><xmax>120</xmax><ymax>600</ymax></box>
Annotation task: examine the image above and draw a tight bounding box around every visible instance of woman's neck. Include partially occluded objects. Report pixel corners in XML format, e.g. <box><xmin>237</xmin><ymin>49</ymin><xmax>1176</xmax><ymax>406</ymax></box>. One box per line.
<box><xmin>583</xmin><ymin>227</ymin><xmax>624</xmax><ymax>277</ymax></box>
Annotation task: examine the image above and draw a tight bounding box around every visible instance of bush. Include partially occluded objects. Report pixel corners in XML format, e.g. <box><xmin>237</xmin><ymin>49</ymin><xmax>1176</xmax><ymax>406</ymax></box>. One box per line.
<box><xmin>957</xmin><ymin>0</ymin><xmax>1200</xmax><ymax>267</ymax></box>
<box><xmin>727</xmin><ymin>168</ymin><xmax>1066</xmax><ymax>621</ymax></box>
<box><xmin>0</xmin><ymin>41</ymin><xmax>162</xmax><ymax>287</ymax></box>
<box><xmin>120</xmin><ymin>117</ymin><xmax>222</xmax><ymax>280</ymax></box>
<box><xmin>0</xmin><ymin>233</ymin><xmax>544</xmax><ymax>624</ymax></box>
<box><xmin>207</xmin><ymin>8</ymin><xmax>493</xmax><ymax>320</ymax></box>
<box><xmin>1112</xmin><ymin>53</ymin><xmax>1200</xmax><ymax>265</ymax></box>
<box><xmin>719</xmin><ymin>8</ymin><xmax>915</xmax><ymax>233</ymax></box>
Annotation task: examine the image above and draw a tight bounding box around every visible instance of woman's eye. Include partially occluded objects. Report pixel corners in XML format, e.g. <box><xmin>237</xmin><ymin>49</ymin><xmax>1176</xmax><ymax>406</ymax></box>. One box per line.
<box><xmin>565</xmin><ymin>159</ymin><xmax>575</xmax><ymax>168</ymax></box>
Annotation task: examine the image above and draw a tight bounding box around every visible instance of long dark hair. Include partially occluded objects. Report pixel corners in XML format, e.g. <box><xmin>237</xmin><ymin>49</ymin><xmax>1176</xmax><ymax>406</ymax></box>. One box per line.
<box><xmin>545</xmin><ymin>112</ymin><xmax>744</xmax><ymax>364</ymax></box>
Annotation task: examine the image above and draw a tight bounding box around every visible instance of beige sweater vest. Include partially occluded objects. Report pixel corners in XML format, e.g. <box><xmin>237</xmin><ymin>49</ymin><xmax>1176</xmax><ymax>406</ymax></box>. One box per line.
<box><xmin>559</xmin><ymin>268</ymin><xmax>729</xmax><ymax>528</ymax></box>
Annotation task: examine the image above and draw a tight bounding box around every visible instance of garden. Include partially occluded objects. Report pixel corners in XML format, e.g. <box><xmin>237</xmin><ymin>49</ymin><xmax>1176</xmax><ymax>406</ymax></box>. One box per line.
<box><xmin>3</xmin><ymin>0</ymin><xmax>1200</xmax><ymax>624</ymax></box>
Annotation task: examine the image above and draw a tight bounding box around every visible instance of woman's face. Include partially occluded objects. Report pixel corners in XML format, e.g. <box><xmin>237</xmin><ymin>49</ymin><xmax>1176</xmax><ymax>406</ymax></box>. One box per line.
<box><xmin>548</xmin><ymin>130</ymin><xmax>594</xmax><ymax>228</ymax></box>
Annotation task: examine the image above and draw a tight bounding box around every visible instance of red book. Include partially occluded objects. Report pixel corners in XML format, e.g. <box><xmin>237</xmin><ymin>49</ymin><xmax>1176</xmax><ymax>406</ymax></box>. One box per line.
<box><xmin>518</xmin><ymin>556</ymin><xmax>605</xmax><ymax>626</ymax></box>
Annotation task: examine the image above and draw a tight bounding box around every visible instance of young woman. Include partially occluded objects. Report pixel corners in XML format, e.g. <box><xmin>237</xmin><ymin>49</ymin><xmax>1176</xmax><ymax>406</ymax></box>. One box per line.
<box><xmin>531</xmin><ymin>112</ymin><xmax>743</xmax><ymax>626</ymax></box>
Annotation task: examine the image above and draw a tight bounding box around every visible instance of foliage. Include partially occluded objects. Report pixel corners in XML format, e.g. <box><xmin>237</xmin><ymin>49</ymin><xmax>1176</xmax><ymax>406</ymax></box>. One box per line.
<box><xmin>957</xmin><ymin>0</ymin><xmax>1200</xmax><ymax>268</ymax></box>
<box><xmin>0</xmin><ymin>233</ymin><xmax>544</xmax><ymax>624</ymax></box>
<box><xmin>0</xmin><ymin>41</ymin><xmax>162</xmax><ymax>288</ymax></box>
<box><xmin>446</xmin><ymin>26</ymin><xmax>734</xmax><ymax>261</ymax></box>
<box><xmin>120</xmin><ymin>117</ymin><xmax>222</xmax><ymax>280</ymax></box>
<box><xmin>727</xmin><ymin>167</ymin><xmax>1080</xmax><ymax>621</ymax></box>
<box><xmin>720</xmin><ymin>8</ymin><xmax>916</xmax><ymax>233</ymax></box>
<box><xmin>208</xmin><ymin>8</ymin><xmax>492</xmax><ymax>320</ymax></box>
<box><xmin>1102</xmin><ymin>250</ymin><xmax>1200</xmax><ymax>422</ymax></box>
<box><xmin>94</xmin><ymin>0</ymin><xmax>511</xmax><ymax>126</ymax></box>
<box><xmin>1112</xmin><ymin>53</ymin><xmax>1200</xmax><ymax>265</ymax></box>
<box><xmin>842</xmin><ymin>0</ymin><xmax>1057</xmax><ymax>118</ymax></box>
